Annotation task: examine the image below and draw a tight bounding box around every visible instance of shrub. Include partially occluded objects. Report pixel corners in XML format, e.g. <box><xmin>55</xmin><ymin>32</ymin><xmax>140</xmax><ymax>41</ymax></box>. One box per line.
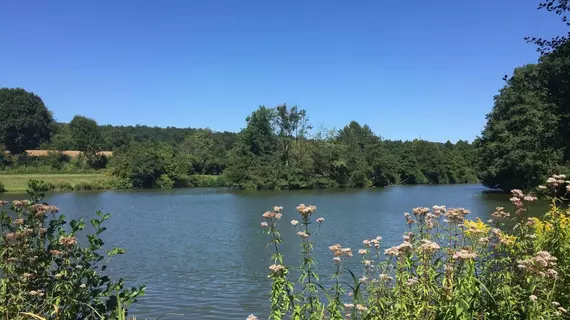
<box><xmin>253</xmin><ymin>174</ymin><xmax>570</xmax><ymax>320</ymax></box>
<box><xmin>86</xmin><ymin>153</ymin><xmax>108</xmax><ymax>169</ymax></box>
<box><xmin>70</xmin><ymin>153</ymin><xmax>90</xmax><ymax>170</ymax></box>
<box><xmin>0</xmin><ymin>182</ymin><xmax>5</xmax><ymax>193</ymax></box>
<box><xmin>27</xmin><ymin>179</ymin><xmax>55</xmax><ymax>192</ymax></box>
<box><xmin>0</xmin><ymin>195</ymin><xmax>144</xmax><ymax>319</ymax></box>
<box><xmin>73</xmin><ymin>180</ymin><xmax>108</xmax><ymax>191</ymax></box>
<box><xmin>109</xmin><ymin>141</ymin><xmax>189</xmax><ymax>188</ymax></box>
<box><xmin>153</xmin><ymin>174</ymin><xmax>174</xmax><ymax>188</ymax></box>
<box><xmin>53</xmin><ymin>180</ymin><xmax>74</xmax><ymax>191</ymax></box>
<box><xmin>109</xmin><ymin>177</ymin><xmax>133</xmax><ymax>189</ymax></box>
<box><xmin>187</xmin><ymin>174</ymin><xmax>226</xmax><ymax>187</ymax></box>
<box><xmin>0</xmin><ymin>151</ymin><xmax>13</xmax><ymax>169</ymax></box>
<box><xmin>45</xmin><ymin>151</ymin><xmax>71</xmax><ymax>170</ymax></box>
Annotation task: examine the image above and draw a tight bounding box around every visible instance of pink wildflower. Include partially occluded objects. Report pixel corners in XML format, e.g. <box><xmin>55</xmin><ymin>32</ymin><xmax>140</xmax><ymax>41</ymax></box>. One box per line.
<box><xmin>296</xmin><ymin>231</ymin><xmax>309</xmax><ymax>238</ymax></box>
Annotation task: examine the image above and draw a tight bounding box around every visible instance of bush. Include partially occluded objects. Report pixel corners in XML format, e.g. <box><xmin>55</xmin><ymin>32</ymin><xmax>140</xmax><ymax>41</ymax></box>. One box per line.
<box><xmin>109</xmin><ymin>141</ymin><xmax>189</xmax><ymax>188</ymax></box>
<box><xmin>187</xmin><ymin>174</ymin><xmax>226</xmax><ymax>187</ymax></box>
<box><xmin>153</xmin><ymin>174</ymin><xmax>174</xmax><ymax>188</ymax></box>
<box><xmin>0</xmin><ymin>182</ymin><xmax>5</xmax><ymax>193</ymax></box>
<box><xmin>0</xmin><ymin>196</ymin><xmax>144</xmax><ymax>319</ymax></box>
<box><xmin>253</xmin><ymin>174</ymin><xmax>570</xmax><ymax>320</ymax></box>
<box><xmin>109</xmin><ymin>177</ymin><xmax>133</xmax><ymax>189</ymax></box>
<box><xmin>27</xmin><ymin>179</ymin><xmax>55</xmax><ymax>192</ymax></box>
<box><xmin>53</xmin><ymin>180</ymin><xmax>74</xmax><ymax>191</ymax></box>
<box><xmin>45</xmin><ymin>151</ymin><xmax>71</xmax><ymax>170</ymax></box>
<box><xmin>73</xmin><ymin>180</ymin><xmax>109</xmax><ymax>191</ymax></box>
<box><xmin>0</xmin><ymin>151</ymin><xmax>13</xmax><ymax>169</ymax></box>
<box><xmin>86</xmin><ymin>153</ymin><xmax>108</xmax><ymax>169</ymax></box>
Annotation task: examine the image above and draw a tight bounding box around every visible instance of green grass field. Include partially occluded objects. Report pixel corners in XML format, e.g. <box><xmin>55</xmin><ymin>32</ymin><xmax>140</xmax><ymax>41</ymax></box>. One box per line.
<box><xmin>0</xmin><ymin>173</ymin><xmax>111</xmax><ymax>192</ymax></box>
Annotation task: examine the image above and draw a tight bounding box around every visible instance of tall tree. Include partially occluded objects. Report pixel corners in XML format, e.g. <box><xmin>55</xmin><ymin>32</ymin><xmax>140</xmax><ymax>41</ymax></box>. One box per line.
<box><xmin>475</xmin><ymin>64</ymin><xmax>562</xmax><ymax>190</ymax></box>
<box><xmin>69</xmin><ymin>115</ymin><xmax>103</xmax><ymax>153</ymax></box>
<box><xmin>179</xmin><ymin>129</ymin><xmax>226</xmax><ymax>174</ymax></box>
<box><xmin>0</xmin><ymin>88</ymin><xmax>53</xmax><ymax>154</ymax></box>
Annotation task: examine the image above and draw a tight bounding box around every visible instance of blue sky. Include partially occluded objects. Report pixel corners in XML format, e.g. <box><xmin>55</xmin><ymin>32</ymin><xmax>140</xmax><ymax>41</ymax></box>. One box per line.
<box><xmin>0</xmin><ymin>1</ymin><xmax>565</xmax><ymax>142</ymax></box>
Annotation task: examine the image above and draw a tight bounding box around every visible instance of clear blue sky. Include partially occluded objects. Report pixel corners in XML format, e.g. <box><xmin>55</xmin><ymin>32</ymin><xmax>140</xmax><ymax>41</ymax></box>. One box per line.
<box><xmin>0</xmin><ymin>1</ymin><xmax>565</xmax><ymax>142</ymax></box>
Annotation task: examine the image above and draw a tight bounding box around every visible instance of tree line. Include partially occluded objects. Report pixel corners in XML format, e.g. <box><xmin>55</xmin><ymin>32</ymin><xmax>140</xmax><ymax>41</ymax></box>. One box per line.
<box><xmin>99</xmin><ymin>104</ymin><xmax>479</xmax><ymax>189</ymax></box>
<box><xmin>0</xmin><ymin>88</ymin><xmax>477</xmax><ymax>189</ymax></box>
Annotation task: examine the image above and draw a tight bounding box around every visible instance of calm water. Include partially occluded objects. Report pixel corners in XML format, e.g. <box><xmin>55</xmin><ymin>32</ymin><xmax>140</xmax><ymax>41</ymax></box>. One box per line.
<box><xmin>0</xmin><ymin>185</ymin><xmax>545</xmax><ymax>319</ymax></box>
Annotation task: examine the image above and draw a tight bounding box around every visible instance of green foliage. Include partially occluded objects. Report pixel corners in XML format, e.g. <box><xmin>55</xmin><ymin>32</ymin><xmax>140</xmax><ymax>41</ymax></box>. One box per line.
<box><xmin>73</xmin><ymin>180</ymin><xmax>110</xmax><ymax>191</ymax></box>
<box><xmin>53</xmin><ymin>180</ymin><xmax>74</xmax><ymax>191</ymax></box>
<box><xmin>0</xmin><ymin>88</ymin><xmax>53</xmax><ymax>154</ymax></box>
<box><xmin>179</xmin><ymin>129</ymin><xmax>227</xmax><ymax>175</ymax></box>
<box><xmin>27</xmin><ymin>179</ymin><xmax>55</xmax><ymax>192</ymax></box>
<box><xmin>21</xmin><ymin>178</ymin><xmax>118</xmax><ymax>192</ymax></box>
<box><xmin>69</xmin><ymin>115</ymin><xmax>103</xmax><ymax>153</ymax></box>
<box><xmin>42</xmin><ymin>122</ymin><xmax>238</xmax><ymax>152</ymax></box>
<box><xmin>153</xmin><ymin>174</ymin><xmax>174</xmax><ymax>189</ymax></box>
<box><xmin>477</xmin><ymin>1</ymin><xmax>570</xmax><ymax>191</ymax></box>
<box><xmin>225</xmin><ymin>105</ymin><xmax>478</xmax><ymax>190</ymax></box>
<box><xmin>0</xmin><ymin>182</ymin><xmax>5</xmax><ymax>193</ymax></box>
<box><xmin>187</xmin><ymin>174</ymin><xmax>227</xmax><ymax>187</ymax></box>
<box><xmin>1</xmin><ymin>152</ymin><xmax>105</xmax><ymax>174</ymax></box>
<box><xmin>0</xmin><ymin>196</ymin><xmax>144</xmax><ymax>319</ymax></box>
<box><xmin>45</xmin><ymin>151</ymin><xmax>72</xmax><ymax>170</ymax></box>
<box><xmin>475</xmin><ymin>63</ymin><xmax>569</xmax><ymax>191</ymax></box>
<box><xmin>526</xmin><ymin>0</ymin><xmax>570</xmax><ymax>54</ymax></box>
<box><xmin>256</xmin><ymin>177</ymin><xmax>570</xmax><ymax>319</ymax></box>
<box><xmin>109</xmin><ymin>141</ymin><xmax>190</xmax><ymax>188</ymax></box>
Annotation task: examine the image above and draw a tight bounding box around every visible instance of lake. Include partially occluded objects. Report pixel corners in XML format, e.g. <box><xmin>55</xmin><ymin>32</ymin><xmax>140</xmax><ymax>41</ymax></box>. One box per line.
<box><xmin>0</xmin><ymin>184</ymin><xmax>544</xmax><ymax>319</ymax></box>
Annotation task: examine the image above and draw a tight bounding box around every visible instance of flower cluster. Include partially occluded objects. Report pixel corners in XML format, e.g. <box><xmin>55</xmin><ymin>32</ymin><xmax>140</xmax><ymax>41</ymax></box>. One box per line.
<box><xmin>463</xmin><ymin>218</ymin><xmax>491</xmax><ymax>236</ymax></box>
<box><xmin>11</xmin><ymin>200</ymin><xmax>31</xmax><ymax>208</ymax></box>
<box><xmin>261</xmin><ymin>206</ymin><xmax>283</xmax><ymax>229</ymax></box>
<box><xmin>545</xmin><ymin>174</ymin><xmax>567</xmax><ymax>188</ymax></box>
<box><xmin>452</xmin><ymin>249</ymin><xmax>477</xmax><ymax>260</ymax></box>
<box><xmin>59</xmin><ymin>236</ymin><xmax>78</xmax><ymax>247</ymax></box>
<box><xmin>29</xmin><ymin>204</ymin><xmax>59</xmax><ymax>217</ymax></box>
<box><xmin>432</xmin><ymin>205</ymin><xmax>447</xmax><ymax>217</ymax></box>
<box><xmin>296</xmin><ymin>204</ymin><xmax>317</xmax><ymax>217</ymax></box>
<box><xmin>517</xmin><ymin>251</ymin><xmax>558</xmax><ymax>279</ymax></box>
<box><xmin>444</xmin><ymin>208</ymin><xmax>470</xmax><ymax>223</ymax></box>
<box><xmin>509</xmin><ymin>189</ymin><xmax>536</xmax><ymax>214</ymax></box>
<box><xmin>491</xmin><ymin>206</ymin><xmax>510</xmax><ymax>220</ymax></box>
<box><xmin>268</xmin><ymin>264</ymin><xmax>286</xmax><ymax>274</ymax></box>
<box><xmin>412</xmin><ymin>207</ymin><xmax>430</xmax><ymax>216</ymax></box>
<box><xmin>296</xmin><ymin>231</ymin><xmax>309</xmax><ymax>238</ymax></box>
<box><xmin>418</xmin><ymin>239</ymin><xmax>440</xmax><ymax>254</ymax></box>
<box><xmin>384</xmin><ymin>241</ymin><xmax>413</xmax><ymax>257</ymax></box>
<box><xmin>362</xmin><ymin>236</ymin><xmax>382</xmax><ymax>249</ymax></box>
<box><xmin>329</xmin><ymin>244</ymin><xmax>353</xmax><ymax>263</ymax></box>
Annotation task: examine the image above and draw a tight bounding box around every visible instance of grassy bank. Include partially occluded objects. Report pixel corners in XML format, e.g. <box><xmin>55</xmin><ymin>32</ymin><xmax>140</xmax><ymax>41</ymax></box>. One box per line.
<box><xmin>0</xmin><ymin>173</ymin><xmax>113</xmax><ymax>192</ymax></box>
<box><xmin>0</xmin><ymin>173</ymin><xmax>227</xmax><ymax>192</ymax></box>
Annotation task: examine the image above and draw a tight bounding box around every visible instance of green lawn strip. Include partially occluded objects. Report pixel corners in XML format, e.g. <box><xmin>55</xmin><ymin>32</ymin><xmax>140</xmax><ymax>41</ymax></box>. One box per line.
<box><xmin>0</xmin><ymin>173</ymin><xmax>110</xmax><ymax>192</ymax></box>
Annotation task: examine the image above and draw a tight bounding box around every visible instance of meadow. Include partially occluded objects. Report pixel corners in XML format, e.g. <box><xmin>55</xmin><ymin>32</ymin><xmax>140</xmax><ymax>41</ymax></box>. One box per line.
<box><xmin>0</xmin><ymin>173</ymin><xmax>111</xmax><ymax>192</ymax></box>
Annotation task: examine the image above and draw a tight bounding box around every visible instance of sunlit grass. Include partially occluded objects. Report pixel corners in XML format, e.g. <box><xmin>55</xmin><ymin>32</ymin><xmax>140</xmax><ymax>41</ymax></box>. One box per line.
<box><xmin>0</xmin><ymin>173</ymin><xmax>110</xmax><ymax>192</ymax></box>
